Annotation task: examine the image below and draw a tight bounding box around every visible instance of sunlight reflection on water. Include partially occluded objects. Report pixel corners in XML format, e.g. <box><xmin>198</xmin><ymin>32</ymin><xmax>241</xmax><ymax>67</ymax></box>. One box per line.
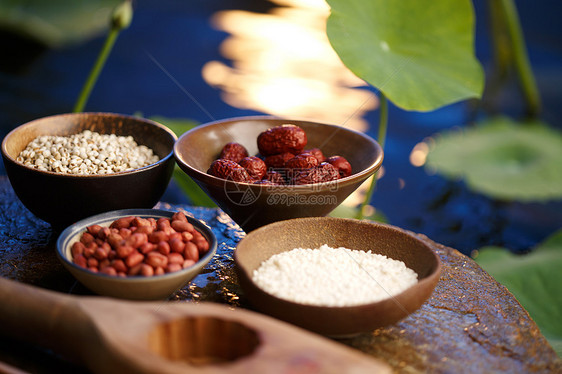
<box><xmin>202</xmin><ymin>0</ymin><xmax>377</xmax><ymax>133</ymax></box>
<box><xmin>202</xmin><ymin>0</ymin><xmax>380</xmax><ymax>207</ymax></box>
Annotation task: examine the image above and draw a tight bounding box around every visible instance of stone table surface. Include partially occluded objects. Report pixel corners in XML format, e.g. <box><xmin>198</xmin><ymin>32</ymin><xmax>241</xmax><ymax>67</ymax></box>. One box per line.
<box><xmin>0</xmin><ymin>176</ymin><xmax>560</xmax><ymax>373</ymax></box>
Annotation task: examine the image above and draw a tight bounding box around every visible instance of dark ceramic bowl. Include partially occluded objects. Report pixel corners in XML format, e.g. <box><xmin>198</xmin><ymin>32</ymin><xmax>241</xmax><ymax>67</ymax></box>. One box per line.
<box><xmin>174</xmin><ymin>116</ymin><xmax>383</xmax><ymax>232</ymax></box>
<box><xmin>234</xmin><ymin>217</ymin><xmax>441</xmax><ymax>336</ymax></box>
<box><xmin>56</xmin><ymin>209</ymin><xmax>217</xmax><ymax>300</ymax></box>
<box><xmin>1</xmin><ymin>113</ymin><xmax>177</xmax><ymax>229</ymax></box>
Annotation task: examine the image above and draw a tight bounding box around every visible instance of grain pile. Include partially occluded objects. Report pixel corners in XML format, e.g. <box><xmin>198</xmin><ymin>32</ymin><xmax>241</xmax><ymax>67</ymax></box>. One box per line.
<box><xmin>252</xmin><ymin>244</ymin><xmax>418</xmax><ymax>307</ymax></box>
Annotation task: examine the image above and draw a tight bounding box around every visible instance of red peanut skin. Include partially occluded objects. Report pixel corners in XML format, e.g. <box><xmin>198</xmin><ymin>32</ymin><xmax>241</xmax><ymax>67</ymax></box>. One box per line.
<box><xmin>169</xmin><ymin>238</ymin><xmax>185</xmax><ymax>253</ymax></box>
<box><xmin>146</xmin><ymin>252</ymin><xmax>168</xmax><ymax>268</ymax></box>
<box><xmin>125</xmin><ymin>252</ymin><xmax>144</xmax><ymax>268</ymax></box>
<box><xmin>157</xmin><ymin>241</ymin><xmax>171</xmax><ymax>255</ymax></box>
<box><xmin>166</xmin><ymin>263</ymin><xmax>182</xmax><ymax>273</ymax></box>
<box><xmin>168</xmin><ymin>252</ymin><xmax>184</xmax><ymax>265</ymax></box>
<box><xmin>140</xmin><ymin>264</ymin><xmax>154</xmax><ymax>277</ymax></box>
<box><xmin>71</xmin><ymin>242</ymin><xmax>85</xmax><ymax>257</ymax></box>
<box><xmin>172</xmin><ymin>211</ymin><xmax>188</xmax><ymax>222</ymax></box>
<box><xmin>72</xmin><ymin>214</ymin><xmax>211</xmax><ymax>278</ymax></box>
<box><xmin>171</xmin><ymin>220</ymin><xmax>193</xmax><ymax>233</ymax></box>
<box><xmin>184</xmin><ymin>242</ymin><xmax>199</xmax><ymax>262</ymax></box>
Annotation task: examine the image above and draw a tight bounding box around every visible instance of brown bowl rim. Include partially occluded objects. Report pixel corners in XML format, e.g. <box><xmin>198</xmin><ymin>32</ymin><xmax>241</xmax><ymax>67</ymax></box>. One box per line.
<box><xmin>173</xmin><ymin>115</ymin><xmax>384</xmax><ymax>189</ymax></box>
<box><xmin>1</xmin><ymin>112</ymin><xmax>177</xmax><ymax>179</ymax></box>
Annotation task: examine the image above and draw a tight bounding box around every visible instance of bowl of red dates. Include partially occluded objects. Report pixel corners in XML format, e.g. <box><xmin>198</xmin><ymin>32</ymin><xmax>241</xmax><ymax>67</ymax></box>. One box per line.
<box><xmin>56</xmin><ymin>209</ymin><xmax>217</xmax><ymax>300</ymax></box>
<box><xmin>174</xmin><ymin>116</ymin><xmax>383</xmax><ymax>232</ymax></box>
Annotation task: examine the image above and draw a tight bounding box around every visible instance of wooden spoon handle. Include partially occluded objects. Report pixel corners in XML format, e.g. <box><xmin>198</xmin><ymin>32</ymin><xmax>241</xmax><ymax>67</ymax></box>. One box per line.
<box><xmin>0</xmin><ymin>277</ymin><xmax>92</xmax><ymax>360</ymax></box>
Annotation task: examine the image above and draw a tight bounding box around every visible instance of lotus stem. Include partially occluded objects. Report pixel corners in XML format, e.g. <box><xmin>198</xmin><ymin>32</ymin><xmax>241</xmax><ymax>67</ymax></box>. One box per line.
<box><xmin>358</xmin><ymin>92</ymin><xmax>387</xmax><ymax>220</ymax></box>
<box><xmin>498</xmin><ymin>0</ymin><xmax>541</xmax><ymax>118</ymax></box>
<box><xmin>73</xmin><ymin>1</ymin><xmax>132</xmax><ymax>113</ymax></box>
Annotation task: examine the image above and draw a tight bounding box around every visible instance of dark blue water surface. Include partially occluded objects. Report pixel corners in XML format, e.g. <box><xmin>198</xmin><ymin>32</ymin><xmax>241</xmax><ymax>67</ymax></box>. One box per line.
<box><xmin>1</xmin><ymin>0</ymin><xmax>561</xmax><ymax>255</ymax></box>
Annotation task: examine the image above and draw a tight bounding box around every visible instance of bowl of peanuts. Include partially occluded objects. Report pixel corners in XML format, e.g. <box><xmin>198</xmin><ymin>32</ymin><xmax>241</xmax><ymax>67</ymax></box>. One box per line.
<box><xmin>1</xmin><ymin>112</ymin><xmax>177</xmax><ymax>229</ymax></box>
<box><xmin>174</xmin><ymin>116</ymin><xmax>383</xmax><ymax>232</ymax></box>
<box><xmin>56</xmin><ymin>209</ymin><xmax>217</xmax><ymax>300</ymax></box>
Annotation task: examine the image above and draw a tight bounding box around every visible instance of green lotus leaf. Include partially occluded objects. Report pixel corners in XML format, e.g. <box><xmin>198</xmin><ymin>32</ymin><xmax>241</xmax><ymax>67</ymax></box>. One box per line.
<box><xmin>326</xmin><ymin>0</ymin><xmax>484</xmax><ymax>111</ymax></box>
<box><xmin>425</xmin><ymin>117</ymin><xmax>562</xmax><ymax>201</ymax></box>
<box><xmin>0</xmin><ymin>0</ymin><xmax>121</xmax><ymax>47</ymax></box>
<box><xmin>474</xmin><ymin>229</ymin><xmax>562</xmax><ymax>356</ymax></box>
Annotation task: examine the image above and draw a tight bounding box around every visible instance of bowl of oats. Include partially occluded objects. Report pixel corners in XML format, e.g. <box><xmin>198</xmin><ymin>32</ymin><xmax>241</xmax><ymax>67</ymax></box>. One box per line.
<box><xmin>1</xmin><ymin>112</ymin><xmax>177</xmax><ymax>229</ymax></box>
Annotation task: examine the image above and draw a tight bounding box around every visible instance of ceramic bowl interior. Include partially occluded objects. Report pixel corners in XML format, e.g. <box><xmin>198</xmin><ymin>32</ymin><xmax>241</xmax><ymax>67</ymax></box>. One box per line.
<box><xmin>1</xmin><ymin>112</ymin><xmax>177</xmax><ymax>229</ymax></box>
<box><xmin>56</xmin><ymin>209</ymin><xmax>217</xmax><ymax>300</ymax></box>
<box><xmin>234</xmin><ymin>217</ymin><xmax>441</xmax><ymax>336</ymax></box>
<box><xmin>174</xmin><ymin>116</ymin><xmax>383</xmax><ymax>232</ymax></box>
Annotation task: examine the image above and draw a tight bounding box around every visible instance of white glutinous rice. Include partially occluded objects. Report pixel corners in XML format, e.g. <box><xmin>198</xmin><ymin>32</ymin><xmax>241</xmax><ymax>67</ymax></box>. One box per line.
<box><xmin>251</xmin><ymin>244</ymin><xmax>418</xmax><ymax>307</ymax></box>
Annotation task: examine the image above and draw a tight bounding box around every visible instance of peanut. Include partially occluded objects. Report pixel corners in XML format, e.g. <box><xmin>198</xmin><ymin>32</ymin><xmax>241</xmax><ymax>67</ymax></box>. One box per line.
<box><xmin>172</xmin><ymin>211</ymin><xmax>188</xmax><ymax>222</ymax></box>
<box><xmin>71</xmin><ymin>242</ymin><xmax>85</xmax><ymax>257</ymax></box>
<box><xmin>125</xmin><ymin>251</ymin><xmax>144</xmax><ymax>268</ymax></box>
<box><xmin>139</xmin><ymin>242</ymin><xmax>156</xmax><ymax>254</ymax></box>
<box><xmin>181</xmin><ymin>232</ymin><xmax>193</xmax><ymax>242</ymax></box>
<box><xmin>171</xmin><ymin>220</ymin><xmax>193</xmax><ymax>233</ymax></box>
<box><xmin>97</xmin><ymin>227</ymin><xmax>111</xmax><ymax>240</ymax></box>
<box><xmin>94</xmin><ymin>247</ymin><xmax>108</xmax><ymax>260</ymax></box>
<box><xmin>71</xmin><ymin>213</ymin><xmax>211</xmax><ymax>279</ymax></box>
<box><xmin>80</xmin><ymin>232</ymin><xmax>95</xmax><ymax>245</ymax></box>
<box><xmin>74</xmin><ymin>254</ymin><xmax>87</xmax><ymax>268</ymax></box>
<box><xmin>157</xmin><ymin>241</ymin><xmax>171</xmax><ymax>255</ymax></box>
<box><xmin>169</xmin><ymin>238</ymin><xmax>185</xmax><ymax>253</ymax></box>
<box><xmin>100</xmin><ymin>266</ymin><xmax>117</xmax><ymax>276</ymax></box>
<box><xmin>111</xmin><ymin>216</ymin><xmax>134</xmax><ymax>229</ymax></box>
<box><xmin>126</xmin><ymin>233</ymin><xmax>148</xmax><ymax>248</ymax></box>
<box><xmin>87</xmin><ymin>224</ymin><xmax>102</xmax><ymax>236</ymax></box>
<box><xmin>146</xmin><ymin>252</ymin><xmax>168</xmax><ymax>268</ymax></box>
<box><xmin>149</xmin><ymin>231</ymin><xmax>168</xmax><ymax>244</ymax></box>
<box><xmin>140</xmin><ymin>264</ymin><xmax>154</xmax><ymax>277</ymax></box>
<box><xmin>184</xmin><ymin>242</ymin><xmax>199</xmax><ymax>262</ymax></box>
<box><xmin>112</xmin><ymin>259</ymin><xmax>127</xmax><ymax>273</ymax></box>
<box><xmin>166</xmin><ymin>263</ymin><xmax>182</xmax><ymax>273</ymax></box>
<box><xmin>168</xmin><ymin>252</ymin><xmax>184</xmax><ymax>265</ymax></box>
<box><xmin>116</xmin><ymin>244</ymin><xmax>134</xmax><ymax>259</ymax></box>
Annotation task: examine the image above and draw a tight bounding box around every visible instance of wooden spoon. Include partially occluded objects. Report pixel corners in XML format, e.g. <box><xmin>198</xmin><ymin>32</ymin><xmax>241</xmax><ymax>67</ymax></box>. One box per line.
<box><xmin>0</xmin><ymin>277</ymin><xmax>390</xmax><ymax>373</ymax></box>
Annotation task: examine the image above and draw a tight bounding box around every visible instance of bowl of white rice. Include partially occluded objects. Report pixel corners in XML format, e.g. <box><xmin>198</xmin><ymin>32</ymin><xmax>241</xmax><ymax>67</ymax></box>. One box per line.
<box><xmin>234</xmin><ymin>217</ymin><xmax>441</xmax><ymax>336</ymax></box>
<box><xmin>1</xmin><ymin>112</ymin><xmax>177</xmax><ymax>229</ymax></box>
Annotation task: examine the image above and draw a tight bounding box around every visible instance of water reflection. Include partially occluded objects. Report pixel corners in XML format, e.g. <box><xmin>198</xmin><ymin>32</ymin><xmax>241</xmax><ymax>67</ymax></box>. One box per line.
<box><xmin>202</xmin><ymin>0</ymin><xmax>379</xmax><ymax>207</ymax></box>
<box><xmin>202</xmin><ymin>0</ymin><xmax>377</xmax><ymax>132</ymax></box>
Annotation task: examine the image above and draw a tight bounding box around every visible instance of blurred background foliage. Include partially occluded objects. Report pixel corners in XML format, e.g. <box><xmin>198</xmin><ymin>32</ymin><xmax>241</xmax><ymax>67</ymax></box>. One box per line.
<box><xmin>0</xmin><ymin>0</ymin><xmax>560</xmax><ymax>355</ymax></box>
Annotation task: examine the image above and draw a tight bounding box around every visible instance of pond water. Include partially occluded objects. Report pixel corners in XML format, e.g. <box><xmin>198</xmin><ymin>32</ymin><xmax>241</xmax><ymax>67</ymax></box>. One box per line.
<box><xmin>1</xmin><ymin>0</ymin><xmax>561</xmax><ymax>256</ymax></box>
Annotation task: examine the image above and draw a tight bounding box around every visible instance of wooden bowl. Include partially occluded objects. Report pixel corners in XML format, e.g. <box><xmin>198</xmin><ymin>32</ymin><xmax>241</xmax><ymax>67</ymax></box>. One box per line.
<box><xmin>56</xmin><ymin>209</ymin><xmax>217</xmax><ymax>300</ymax></box>
<box><xmin>234</xmin><ymin>217</ymin><xmax>441</xmax><ymax>336</ymax></box>
<box><xmin>1</xmin><ymin>113</ymin><xmax>177</xmax><ymax>229</ymax></box>
<box><xmin>174</xmin><ymin>116</ymin><xmax>383</xmax><ymax>232</ymax></box>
